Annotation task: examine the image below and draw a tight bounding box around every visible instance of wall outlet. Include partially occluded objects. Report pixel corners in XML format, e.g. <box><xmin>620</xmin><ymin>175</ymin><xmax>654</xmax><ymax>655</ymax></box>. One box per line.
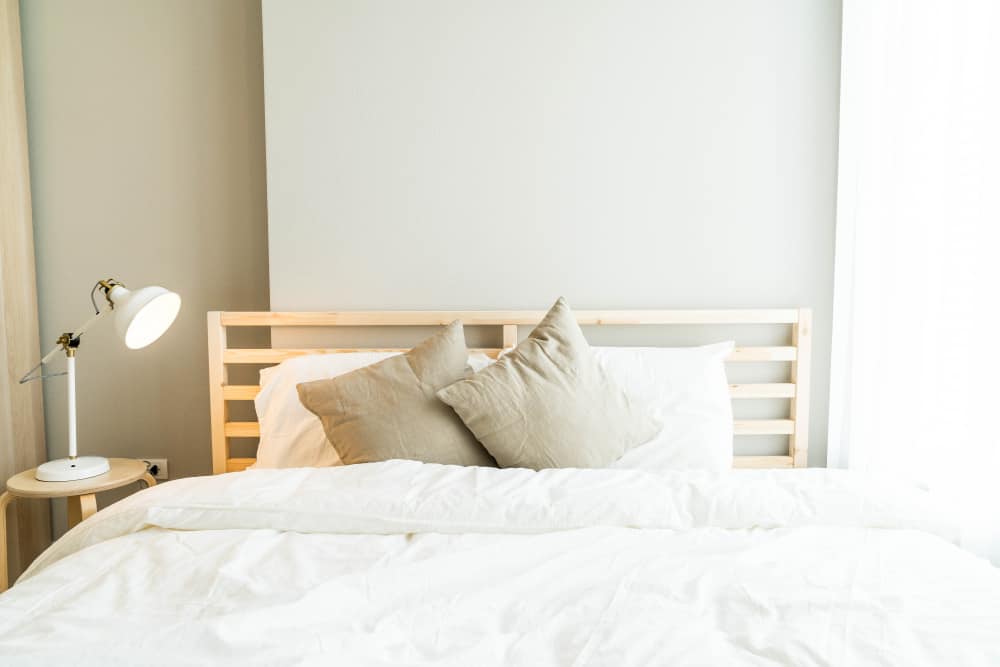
<box><xmin>144</xmin><ymin>458</ymin><xmax>169</xmax><ymax>481</ymax></box>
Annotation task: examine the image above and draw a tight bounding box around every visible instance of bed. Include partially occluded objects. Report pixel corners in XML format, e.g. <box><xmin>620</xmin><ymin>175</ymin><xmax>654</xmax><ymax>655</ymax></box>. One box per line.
<box><xmin>0</xmin><ymin>309</ymin><xmax>997</xmax><ymax>665</ymax></box>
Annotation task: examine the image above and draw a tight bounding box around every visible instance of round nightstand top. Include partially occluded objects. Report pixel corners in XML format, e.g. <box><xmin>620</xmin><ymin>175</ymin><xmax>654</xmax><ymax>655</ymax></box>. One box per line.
<box><xmin>5</xmin><ymin>458</ymin><xmax>151</xmax><ymax>498</ymax></box>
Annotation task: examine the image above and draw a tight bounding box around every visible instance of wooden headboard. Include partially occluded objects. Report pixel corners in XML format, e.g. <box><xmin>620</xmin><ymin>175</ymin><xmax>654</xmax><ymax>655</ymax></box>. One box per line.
<box><xmin>207</xmin><ymin>309</ymin><xmax>812</xmax><ymax>474</ymax></box>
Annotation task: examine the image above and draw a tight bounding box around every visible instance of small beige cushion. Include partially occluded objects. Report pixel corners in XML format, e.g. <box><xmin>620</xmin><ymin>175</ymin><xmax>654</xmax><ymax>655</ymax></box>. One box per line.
<box><xmin>437</xmin><ymin>298</ymin><xmax>660</xmax><ymax>469</ymax></box>
<box><xmin>297</xmin><ymin>321</ymin><xmax>497</xmax><ymax>467</ymax></box>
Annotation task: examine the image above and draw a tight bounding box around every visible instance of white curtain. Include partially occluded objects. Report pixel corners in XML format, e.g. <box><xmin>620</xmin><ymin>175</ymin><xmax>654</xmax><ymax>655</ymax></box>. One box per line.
<box><xmin>830</xmin><ymin>0</ymin><xmax>1000</xmax><ymax>563</ymax></box>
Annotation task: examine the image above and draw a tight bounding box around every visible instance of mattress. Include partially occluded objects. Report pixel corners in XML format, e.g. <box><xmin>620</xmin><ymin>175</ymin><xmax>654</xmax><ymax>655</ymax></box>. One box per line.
<box><xmin>0</xmin><ymin>462</ymin><xmax>997</xmax><ymax>665</ymax></box>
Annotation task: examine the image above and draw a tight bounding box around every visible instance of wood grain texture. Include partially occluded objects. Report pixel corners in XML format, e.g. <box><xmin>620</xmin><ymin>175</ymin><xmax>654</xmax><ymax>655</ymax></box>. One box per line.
<box><xmin>207</xmin><ymin>310</ymin><xmax>812</xmax><ymax>472</ymax></box>
<box><xmin>220</xmin><ymin>346</ymin><xmax>793</xmax><ymax>364</ymax></box>
<box><xmin>502</xmin><ymin>324</ymin><xmax>518</xmax><ymax>349</ymax></box>
<box><xmin>789</xmin><ymin>308</ymin><xmax>813</xmax><ymax>467</ymax></box>
<box><xmin>733</xmin><ymin>455</ymin><xmax>794</xmax><ymax>469</ymax></box>
<box><xmin>223</xmin><ymin>347</ymin><xmax>503</xmax><ymax>363</ymax></box>
<box><xmin>226</xmin><ymin>458</ymin><xmax>255</xmax><ymax>473</ymax></box>
<box><xmin>221</xmin><ymin>310</ymin><xmax>801</xmax><ymax>327</ymax></box>
<box><xmin>728</xmin><ymin>383</ymin><xmax>796</xmax><ymax>398</ymax></box>
<box><xmin>5</xmin><ymin>458</ymin><xmax>151</xmax><ymax>498</ymax></box>
<box><xmin>0</xmin><ymin>491</ymin><xmax>12</xmax><ymax>591</ymax></box>
<box><xmin>65</xmin><ymin>493</ymin><xmax>96</xmax><ymax>528</ymax></box>
<box><xmin>733</xmin><ymin>420</ymin><xmax>796</xmax><ymax>435</ymax></box>
<box><xmin>222</xmin><ymin>455</ymin><xmax>790</xmax><ymax>472</ymax></box>
<box><xmin>207</xmin><ymin>312</ymin><xmax>229</xmax><ymax>475</ymax></box>
<box><xmin>222</xmin><ymin>385</ymin><xmax>260</xmax><ymax>401</ymax></box>
<box><xmin>224</xmin><ymin>422</ymin><xmax>260</xmax><ymax>438</ymax></box>
<box><xmin>0</xmin><ymin>0</ymin><xmax>51</xmax><ymax>586</ymax></box>
<box><xmin>225</xmin><ymin>419</ymin><xmax>798</xmax><ymax>439</ymax></box>
<box><xmin>1</xmin><ymin>458</ymin><xmax>155</xmax><ymax>591</ymax></box>
<box><xmin>726</xmin><ymin>347</ymin><xmax>797</xmax><ymax>362</ymax></box>
<box><xmin>225</xmin><ymin>383</ymin><xmax>797</xmax><ymax>402</ymax></box>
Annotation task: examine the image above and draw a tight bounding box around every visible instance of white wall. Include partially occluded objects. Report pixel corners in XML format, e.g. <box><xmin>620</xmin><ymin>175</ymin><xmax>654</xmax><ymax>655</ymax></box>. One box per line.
<box><xmin>21</xmin><ymin>0</ymin><xmax>270</xmax><ymax>529</ymax></box>
<box><xmin>263</xmin><ymin>0</ymin><xmax>841</xmax><ymax>464</ymax></box>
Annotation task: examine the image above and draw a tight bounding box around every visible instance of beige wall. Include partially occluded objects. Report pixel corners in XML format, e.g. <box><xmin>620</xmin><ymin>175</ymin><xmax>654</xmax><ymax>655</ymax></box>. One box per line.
<box><xmin>20</xmin><ymin>0</ymin><xmax>269</xmax><ymax>530</ymax></box>
<box><xmin>262</xmin><ymin>0</ymin><xmax>842</xmax><ymax>465</ymax></box>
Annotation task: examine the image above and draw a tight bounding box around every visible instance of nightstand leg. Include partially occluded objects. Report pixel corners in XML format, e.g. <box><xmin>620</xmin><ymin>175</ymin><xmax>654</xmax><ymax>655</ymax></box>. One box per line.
<box><xmin>0</xmin><ymin>491</ymin><xmax>13</xmax><ymax>592</ymax></box>
<box><xmin>66</xmin><ymin>493</ymin><xmax>97</xmax><ymax>528</ymax></box>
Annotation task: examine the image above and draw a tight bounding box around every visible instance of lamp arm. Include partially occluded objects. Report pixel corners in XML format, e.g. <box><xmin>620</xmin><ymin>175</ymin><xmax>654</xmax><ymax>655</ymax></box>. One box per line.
<box><xmin>18</xmin><ymin>309</ymin><xmax>108</xmax><ymax>384</ymax></box>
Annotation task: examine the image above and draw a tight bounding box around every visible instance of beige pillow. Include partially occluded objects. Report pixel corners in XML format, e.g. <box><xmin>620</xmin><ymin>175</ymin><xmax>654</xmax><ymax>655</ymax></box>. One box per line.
<box><xmin>437</xmin><ymin>298</ymin><xmax>660</xmax><ymax>469</ymax></box>
<box><xmin>296</xmin><ymin>321</ymin><xmax>497</xmax><ymax>467</ymax></box>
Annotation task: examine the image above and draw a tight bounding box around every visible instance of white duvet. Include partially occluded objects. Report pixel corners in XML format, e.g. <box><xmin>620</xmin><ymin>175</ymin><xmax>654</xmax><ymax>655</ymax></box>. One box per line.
<box><xmin>1</xmin><ymin>462</ymin><xmax>998</xmax><ymax>666</ymax></box>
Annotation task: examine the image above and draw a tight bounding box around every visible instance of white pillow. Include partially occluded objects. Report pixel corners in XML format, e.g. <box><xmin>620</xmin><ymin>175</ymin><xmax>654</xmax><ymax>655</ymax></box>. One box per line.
<box><xmin>252</xmin><ymin>352</ymin><xmax>494</xmax><ymax>469</ymax></box>
<box><xmin>594</xmin><ymin>342</ymin><xmax>735</xmax><ymax>471</ymax></box>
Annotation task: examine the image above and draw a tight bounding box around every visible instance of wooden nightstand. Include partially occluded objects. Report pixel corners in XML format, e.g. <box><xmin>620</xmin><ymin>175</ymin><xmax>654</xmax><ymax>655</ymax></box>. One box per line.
<box><xmin>0</xmin><ymin>458</ymin><xmax>156</xmax><ymax>591</ymax></box>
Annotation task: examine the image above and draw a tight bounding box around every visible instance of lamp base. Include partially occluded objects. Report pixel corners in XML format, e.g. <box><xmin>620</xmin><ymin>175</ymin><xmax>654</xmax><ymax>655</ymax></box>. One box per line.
<box><xmin>35</xmin><ymin>456</ymin><xmax>111</xmax><ymax>482</ymax></box>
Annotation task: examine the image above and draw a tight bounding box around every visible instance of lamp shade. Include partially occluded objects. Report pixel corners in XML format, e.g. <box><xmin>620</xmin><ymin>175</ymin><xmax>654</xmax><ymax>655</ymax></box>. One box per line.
<box><xmin>107</xmin><ymin>284</ymin><xmax>182</xmax><ymax>349</ymax></box>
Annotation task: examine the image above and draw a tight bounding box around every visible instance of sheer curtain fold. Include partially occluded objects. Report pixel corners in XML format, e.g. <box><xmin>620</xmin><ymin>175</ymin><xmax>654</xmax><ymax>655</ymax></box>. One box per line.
<box><xmin>831</xmin><ymin>0</ymin><xmax>1000</xmax><ymax>563</ymax></box>
<box><xmin>1</xmin><ymin>0</ymin><xmax>52</xmax><ymax>581</ymax></box>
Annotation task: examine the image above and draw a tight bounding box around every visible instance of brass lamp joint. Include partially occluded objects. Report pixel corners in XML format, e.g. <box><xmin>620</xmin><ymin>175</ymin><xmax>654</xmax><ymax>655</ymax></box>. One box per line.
<box><xmin>96</xmin><ymin>278</ymin><xmax>124</xmax><ymax>309</ymax></box>
<box><xmin>57</xmin><ymin>332</ymin><xmax>80</xmax><ymax>357</ymax></box>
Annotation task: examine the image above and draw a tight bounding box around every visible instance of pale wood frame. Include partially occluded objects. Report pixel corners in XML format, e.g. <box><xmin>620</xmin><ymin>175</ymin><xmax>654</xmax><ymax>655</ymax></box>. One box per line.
<box><xmin>207</xmin><ymin>309</ymin><xmax>812</xmax><ymax>474</ymax></box>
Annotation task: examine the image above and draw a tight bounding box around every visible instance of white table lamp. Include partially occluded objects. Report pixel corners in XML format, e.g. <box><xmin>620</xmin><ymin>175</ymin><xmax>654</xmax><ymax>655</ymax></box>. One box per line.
<box><xmin>20</xmin><ymin>279</ymin><xmax>181</xmax><ymax>482</ymax></box>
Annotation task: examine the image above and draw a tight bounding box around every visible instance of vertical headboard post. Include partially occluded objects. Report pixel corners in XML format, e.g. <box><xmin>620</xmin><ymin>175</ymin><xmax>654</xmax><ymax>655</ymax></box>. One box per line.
<box><xmin>207</xmin><ymin>311</ymin><xmax>228</xmax><ymax>474</ymax></box>
<box><xmin>789</xmin><ymin>308</ymin><xmax>812</xmax><ymax>467</ymax></box>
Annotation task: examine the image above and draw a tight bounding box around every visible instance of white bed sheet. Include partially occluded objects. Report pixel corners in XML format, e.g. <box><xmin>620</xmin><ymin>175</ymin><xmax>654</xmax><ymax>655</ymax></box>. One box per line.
<box><xmin>0</xmin><ymin>462</ymin><xmax>997</xmax><ymax>666</ymax></box>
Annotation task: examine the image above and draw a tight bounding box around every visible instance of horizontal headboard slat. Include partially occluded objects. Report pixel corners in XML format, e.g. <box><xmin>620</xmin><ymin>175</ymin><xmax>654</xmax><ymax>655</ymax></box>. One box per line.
<box><xmin>219</xmin><ymin>309</ymin><xmax>801</xmax><ymax>327</ymax></box>
<box><xmin>223</xmin><ymin>455</ymin><xmax>796</xmax><ymax>474</ymax></box>
<box><xmin>221</xmin><ymin>382</ymin><xmax>798</xmax><ymax>402</ymax></box>
<box><xmin>219</xmin><ymin>345</ymin><xmax>797</xmax><ymax>365</ymax></box>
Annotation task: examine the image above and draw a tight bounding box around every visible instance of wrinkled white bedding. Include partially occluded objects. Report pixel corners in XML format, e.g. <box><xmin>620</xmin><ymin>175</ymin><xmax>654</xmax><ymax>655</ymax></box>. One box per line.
<box><xmin>1</xmin><ymin>462</ymin><xmax>998</xmax><ymax>666</ymax></box>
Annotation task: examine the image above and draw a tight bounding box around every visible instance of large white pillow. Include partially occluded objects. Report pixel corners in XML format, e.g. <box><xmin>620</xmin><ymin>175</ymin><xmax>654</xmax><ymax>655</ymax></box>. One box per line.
<box><xmin>594</xmin><ymin>342</ymin><xmax>735</xmax><ymax>471</ymax></box>
<box><xmin>252</xmin><ymin>352</ymin><xmax>493</xmax><ymax>468</ymax></box>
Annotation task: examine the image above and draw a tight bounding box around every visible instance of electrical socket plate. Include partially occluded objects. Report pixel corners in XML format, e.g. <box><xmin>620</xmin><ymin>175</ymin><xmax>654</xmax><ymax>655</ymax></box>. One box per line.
<box><xmin>145</xmin><ymin>458</ymin><xmax>169</xmax><ymax>481</ymax></box>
